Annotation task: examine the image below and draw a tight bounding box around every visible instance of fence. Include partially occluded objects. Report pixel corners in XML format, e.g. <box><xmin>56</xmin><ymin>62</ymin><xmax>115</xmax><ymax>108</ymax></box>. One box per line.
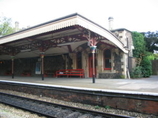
<box><xmin>152</xmin><ymin>60</ymin><xmax>158</xmax><ymax>75</ymax></box>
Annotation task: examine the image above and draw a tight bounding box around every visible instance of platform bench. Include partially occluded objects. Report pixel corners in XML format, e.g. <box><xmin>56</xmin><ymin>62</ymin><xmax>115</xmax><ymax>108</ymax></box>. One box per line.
<box><xmin>56</xmin><ymin>69</ymin><xmax>84</xmax><ymax>78</ymax></box>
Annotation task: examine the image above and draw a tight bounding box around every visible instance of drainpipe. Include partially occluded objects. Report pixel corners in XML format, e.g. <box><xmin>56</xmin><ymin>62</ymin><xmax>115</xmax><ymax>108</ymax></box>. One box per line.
<box><xmin>127</xmin><ymin>38</ymin><xmax>131</xmax><ymax>79</ymax></box>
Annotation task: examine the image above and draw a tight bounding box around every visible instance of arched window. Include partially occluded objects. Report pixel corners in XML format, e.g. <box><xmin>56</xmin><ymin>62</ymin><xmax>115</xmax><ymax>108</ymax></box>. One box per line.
<box><xmin>104</xmin><ymin>49</ymin><xmax>111</xmax><ymax>70</ymax></box>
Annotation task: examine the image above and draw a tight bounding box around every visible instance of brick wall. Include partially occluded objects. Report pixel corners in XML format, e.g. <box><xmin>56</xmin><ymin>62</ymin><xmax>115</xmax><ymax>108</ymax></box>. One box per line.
<box><xmin>0</xmin><ymin>83</ymin><xmax>157</xmax><ymax>115</ymax></box>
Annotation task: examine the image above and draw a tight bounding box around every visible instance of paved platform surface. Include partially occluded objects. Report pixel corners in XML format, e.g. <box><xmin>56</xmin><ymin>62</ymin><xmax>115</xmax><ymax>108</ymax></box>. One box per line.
<box><xmin>0</xmin><ymin>75</ymin><xmax>158</xmax><ymax>94</ymax></box>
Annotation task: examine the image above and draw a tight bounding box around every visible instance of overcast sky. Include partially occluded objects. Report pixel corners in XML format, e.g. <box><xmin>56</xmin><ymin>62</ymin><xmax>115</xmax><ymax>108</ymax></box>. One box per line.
<box><xmin>0</xmin><ymin>0</ymin><xmax>157</xmax><ymax>32</ymax></box>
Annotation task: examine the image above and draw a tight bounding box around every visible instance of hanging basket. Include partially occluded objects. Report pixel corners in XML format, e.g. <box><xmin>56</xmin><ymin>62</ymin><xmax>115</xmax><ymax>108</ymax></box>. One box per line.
<box><xmin>90</xmin><ymin>46</ymin><xmax>97</xmax><ymax>53</ymax></box>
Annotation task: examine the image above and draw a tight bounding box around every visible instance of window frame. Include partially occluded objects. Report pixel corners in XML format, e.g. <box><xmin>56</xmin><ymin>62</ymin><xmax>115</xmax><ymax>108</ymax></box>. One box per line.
<box><xmin>76</xmin><ymin>52</ymin><xmax>82</xmax><ymax>69</ymax></box>
<box><xmin>103</xmin><ymin>49</ymin><xmax>112</xmax><ymax>70</ymax></box>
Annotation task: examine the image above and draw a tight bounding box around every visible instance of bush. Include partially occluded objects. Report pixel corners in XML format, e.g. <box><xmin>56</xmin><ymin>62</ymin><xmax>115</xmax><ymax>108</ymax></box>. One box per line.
<box><xmin>120</xmin><ymin>75</ymin><xmax>125</xmax><ymax>79</ymax></box>
<box><xmin>140</xmin><ymin>56</ymin><xmax>152</xmax><ymax>77</ymax></box>
<box><xmin>130</xmin><ymin>56</ymin><xmax>152</xmax><ymax>78</ymax></box>
<box><xmin>130</xmin><ymin>66</ymin><xmax>143</xmax><ymax>78</ymax></box>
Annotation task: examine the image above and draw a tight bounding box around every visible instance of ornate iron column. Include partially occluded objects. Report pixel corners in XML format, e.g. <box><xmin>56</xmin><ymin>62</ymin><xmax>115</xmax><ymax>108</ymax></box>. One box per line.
<box><xmin>40</xmin><ymin>52</ymin><xmax>45</xmax><ymax>80</ymax></box>
<box><xmin>84</xmin><ymin>31</ymin><xmax>98</xmax><ymax>83</ymax></box>
<box><xmin>88</xmin><ymin>38</ymin><xmax>98</xmax><ymax>83</ymax></box>
<box><xmin>90</xmin><ymin>45</ymin><xmax>97</xmax><ymax>83</ymax></box>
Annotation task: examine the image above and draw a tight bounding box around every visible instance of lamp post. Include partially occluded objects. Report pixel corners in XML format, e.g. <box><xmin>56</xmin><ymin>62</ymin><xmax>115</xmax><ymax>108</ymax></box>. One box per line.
<box><xmin>90</xmin><ymin>46</ymin><xmax>97</xmax><ymax>83</ymax></box>
<box><xmin>85</xmin><ymin>31</ymin><xmax>98</xmax><ymax>83</ymax></box>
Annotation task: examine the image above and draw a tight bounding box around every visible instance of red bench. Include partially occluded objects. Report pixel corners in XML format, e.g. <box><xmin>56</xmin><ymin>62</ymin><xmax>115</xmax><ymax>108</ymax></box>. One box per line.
<box><xmin>56</xmin><ymin>69</ymin><xmax>84</xmax><ymax>78</ymax></box>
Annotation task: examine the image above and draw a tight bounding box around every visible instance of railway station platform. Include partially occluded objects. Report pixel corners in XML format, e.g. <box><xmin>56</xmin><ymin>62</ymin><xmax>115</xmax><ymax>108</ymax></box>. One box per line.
<box><xmin>0</xmin><ymin>75</ymin><xmax>158</xmax><ymax>94</ymax></box>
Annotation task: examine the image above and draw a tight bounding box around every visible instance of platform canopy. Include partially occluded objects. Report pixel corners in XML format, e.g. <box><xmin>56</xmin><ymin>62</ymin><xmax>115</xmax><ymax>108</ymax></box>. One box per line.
<box><xmin>0</xmin><ymin>13</ymin><xmax>128</xmax><ymax>60</ymax></box>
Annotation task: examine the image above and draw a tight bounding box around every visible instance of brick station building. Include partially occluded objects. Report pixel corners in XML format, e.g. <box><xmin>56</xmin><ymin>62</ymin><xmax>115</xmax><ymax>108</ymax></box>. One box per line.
<box><xmin>0</xmin><ymin>13</ymin><xmax>134</xmax><ymax>79</ymax></box>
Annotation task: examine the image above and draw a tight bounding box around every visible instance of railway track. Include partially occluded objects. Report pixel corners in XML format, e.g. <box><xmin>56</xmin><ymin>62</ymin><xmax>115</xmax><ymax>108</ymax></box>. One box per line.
<box><xmin>0</xmin><ymin>92</ymin><xmax>133</xmax><ymax>118</ymax></box>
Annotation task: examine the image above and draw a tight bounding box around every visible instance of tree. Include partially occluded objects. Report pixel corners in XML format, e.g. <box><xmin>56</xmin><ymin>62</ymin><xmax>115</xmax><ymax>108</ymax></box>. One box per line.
<box><xmin>140</xmin><ymin>56</ymin><xmax>152</xmax><ymax>77</ymax></box>
<box><xmin>143</xmin><ymin>31</ymin><xmax>158</xmax><ymax>53</ymax></box>
<box><xmin>132</xmin><ymin>32</ymin><xmax>146</xmax><ymax>65</ymax></box>
<box><xmin>131</xmin><ymin>32</ymin><xmax>152</xmax><ymax>78</ymax></box>
<box><xmin>0</xmin><ymin>16</ymin><xmax>15</xmax><ymax>37</ymax></box>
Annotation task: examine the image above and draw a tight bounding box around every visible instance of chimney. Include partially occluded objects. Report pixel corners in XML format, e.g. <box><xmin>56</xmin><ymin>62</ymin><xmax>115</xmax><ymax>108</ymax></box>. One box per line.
<box><xmin>15</xmin><ymin>21</ymin><xmax>19</xmax><ymax>32</ymax></box>
<box><xmin>108</xmin><ymin>17</ymin><xmax>114</xmax><ymax>30</ymax></box>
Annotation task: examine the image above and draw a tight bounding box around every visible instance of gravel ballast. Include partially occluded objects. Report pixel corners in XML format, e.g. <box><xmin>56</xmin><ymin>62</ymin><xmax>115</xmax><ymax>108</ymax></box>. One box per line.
<box><xmin>0</xmin><ymin>103</ymin><xmax>46</xmax><ymax>118</ymax></box>
<box><xmin>0</xmin><ymin>89</ymin><xmax>157</xmax><ymax>118</ymax></box>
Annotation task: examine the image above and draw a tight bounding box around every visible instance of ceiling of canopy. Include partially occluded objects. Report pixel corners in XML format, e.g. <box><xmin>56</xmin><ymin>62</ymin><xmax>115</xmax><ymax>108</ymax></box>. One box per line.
<box><xmin>0</xmin><ymin>13</ymin><xmax>126</xmax><ymax>60</ymax></box>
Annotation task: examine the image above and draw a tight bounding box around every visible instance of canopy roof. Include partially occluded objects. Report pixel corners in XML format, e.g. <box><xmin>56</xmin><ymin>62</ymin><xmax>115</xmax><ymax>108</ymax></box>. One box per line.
<box><xmin>0</xmin><ymin>13</ymin><xmax>128</xmax><ymax>60</ymax></box>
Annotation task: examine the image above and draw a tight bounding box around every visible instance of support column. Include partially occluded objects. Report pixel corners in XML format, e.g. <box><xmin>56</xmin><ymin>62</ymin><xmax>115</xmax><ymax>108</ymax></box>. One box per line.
<box><xmin>90</xmin><ymin>46</ymin><xmax>97</xmax><ymax>83</ymax></box>
<box><xmin>122</xmin><ymin>53</ymin><xmax>129</xmax><ymax>79</ymax></box>
<box><xmin>11</xmin><ymin>56</ymin><xmax>14</xmax><ymax>79</ymax></box>
<box><xmin>40</xmin><ymin>52</ymin><xmax>45</xmax><ymax>80</ymax></box>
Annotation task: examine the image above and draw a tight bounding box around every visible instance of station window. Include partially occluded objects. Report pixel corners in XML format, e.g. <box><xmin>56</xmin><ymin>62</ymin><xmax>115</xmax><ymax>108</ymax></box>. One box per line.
<box><xmin>77</xmin><ymin>52</ymin><xmax>82</xmax><ymax>69</ymax></box>
<box><xmin>104</xmin><ymin>49</ymin><xmax>111</xmax><ymax>70</ymax></box>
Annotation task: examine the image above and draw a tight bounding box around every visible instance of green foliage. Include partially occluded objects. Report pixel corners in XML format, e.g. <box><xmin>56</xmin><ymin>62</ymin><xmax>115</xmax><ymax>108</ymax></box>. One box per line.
<box><xmin>0</xmin><ymin>16</ymin><xmax>15</xmax><ymax>36</ymax></box>
<box><xmin>140</xmin><ymin>56</ymin><xmax>152</xmax><ymax>77</ymax></box>
<box><xmin>132</xmin><ymin>32</ymin><xmax>146</xmax><ymax>58</ymax></box>
<box><xmin>130</xmin><ymin>66</ymin><xmax>143</xmax><ymax>78</ymax></box>
<box><xmin>130</xmin><ymin>55</ymin><xmax>152</xmax><ymax>78</ymax></box>
<box><xmin>143</xmin><ymin>31</ymin><xmax>158</xmax><ymax>53</ymax></box>
<box><xmin>147</xmin><ymin>53</ymin><xmax>156</xmax><ymax>60</ymax></box>
<box><xmin>105</xmin><ymin>105</ymin><xmax>110</xmax><ymax>109</ymax></box>
<box><xmin>120</xmin><ymin>75</ymin><xmax>125</xmax><ymax>79</ymax></box>
<box><xmin>94</xmin><ymin>105</ymin><xmax>100</xmax><ymax>109</ymax></box>
<box><xmin>131</xmin><ymin>32</ymin><xmax>153</xmax><ymax>78</ymax></box>
<box><xmin>153</xmin><ymin>54</ymin><xmax>158</xmax><ymax>60</ymax></box>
